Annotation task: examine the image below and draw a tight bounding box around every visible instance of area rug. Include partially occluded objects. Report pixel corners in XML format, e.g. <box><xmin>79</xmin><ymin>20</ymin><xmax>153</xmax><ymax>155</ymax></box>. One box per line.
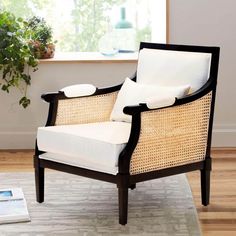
<box><xmin>0</xmin><ymin>172</ymin><xmax>201</xmax><ymax>236</ymax></box>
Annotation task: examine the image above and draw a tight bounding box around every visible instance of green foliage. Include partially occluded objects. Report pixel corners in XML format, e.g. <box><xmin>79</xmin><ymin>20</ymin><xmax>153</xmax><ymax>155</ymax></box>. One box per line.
<box><xmin>0</xmin><ymin>10</ymin><xmax>38</xmax><ymax>108</ymax></box>
<box><xmin>61</xmin><ymin>0</ymin><xmax>125</xmax><ymax>52</ymax></box>
<box><xmin>28</xmin><ymin>16</ymin><xmax>54</xmax><ymax>45</ymax></box>
<box><xmin>135</xmin><ymin>26</ymin><xmax>151</xmax><ymax>49</ymax></box>
<box><xmin>27</xmin><ymin>16</ymin><xmax>56</xmax><ymax>59</ymax></box>
<box><xmin>0</xmin><ymin>0</ymin><xmax>152</xmax><ymax>52</ymax></box>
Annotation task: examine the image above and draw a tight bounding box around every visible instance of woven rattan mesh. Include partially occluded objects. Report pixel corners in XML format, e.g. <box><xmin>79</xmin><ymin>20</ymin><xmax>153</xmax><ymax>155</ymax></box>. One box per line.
<box><xmin>130</xmin><ymin>92</ymin><xmax>212</xmax><ymax>175</ymax></box>
<box><xmin>55</xmin><ymin>92</ymin><xmax>118</xmax><ymax>125</ymax></box>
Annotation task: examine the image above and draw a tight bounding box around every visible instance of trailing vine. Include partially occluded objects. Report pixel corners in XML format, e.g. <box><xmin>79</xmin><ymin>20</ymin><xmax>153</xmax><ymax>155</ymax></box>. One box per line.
<box><xmin>0</xmin><ymin>11</ymin><xmax>55</xmax><ymax>108</ymax></box>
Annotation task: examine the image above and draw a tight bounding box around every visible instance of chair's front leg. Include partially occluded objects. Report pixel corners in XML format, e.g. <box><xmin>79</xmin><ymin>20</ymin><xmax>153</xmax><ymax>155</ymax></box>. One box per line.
<box><xmin>34</xmin><ymin>156</ymin><xmax>45</xmax><ymax>203</ymax></box>
<box><xmin>118</xmin><ymin>187</ymin><xmax>128</xmax><ymax>225</ymax></box>
<box><xmin>117</xmin><ymin>174</ymin><xmax>129</xmax><ymax>225</ymax></box>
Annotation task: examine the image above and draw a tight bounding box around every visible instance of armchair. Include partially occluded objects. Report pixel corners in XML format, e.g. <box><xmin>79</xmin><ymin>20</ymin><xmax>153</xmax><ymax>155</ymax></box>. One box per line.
<box><xmin>34</xmin><ymin>42</ymin><xmax>220</xmax><ymax>225</ymax></box>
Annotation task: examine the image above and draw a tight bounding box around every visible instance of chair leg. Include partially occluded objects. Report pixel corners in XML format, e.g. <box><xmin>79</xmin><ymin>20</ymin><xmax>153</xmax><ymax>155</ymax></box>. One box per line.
<box><xmin>129</xmin><ymin>184</ymin><xmax>136</xmax><ymax>190</ymax></box>
<box><xmin>201</xmin><ymin>169</ymin><xmax>210</xmax><ymax>206</ymax></box>
<box><xmin>118</xmin><ymin>187</ymin><xmax>128</xmax><ymax>225</ymax></box>
<box><xmin>35</xmin><ymin>165</ymin><xmax>45</xmax><ymax>203</ymax></box>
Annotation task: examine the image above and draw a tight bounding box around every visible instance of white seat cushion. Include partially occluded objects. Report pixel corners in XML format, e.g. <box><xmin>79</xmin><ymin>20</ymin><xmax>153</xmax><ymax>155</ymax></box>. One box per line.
<box><xmin>137</xmin><ymin>48</ymin><xmax>212</xmax><ymax>92</ymax></box>
<box><xmin>37</xmin><ymin>121</ymin><xmax>131</xmax><ymax>175</ymax></box>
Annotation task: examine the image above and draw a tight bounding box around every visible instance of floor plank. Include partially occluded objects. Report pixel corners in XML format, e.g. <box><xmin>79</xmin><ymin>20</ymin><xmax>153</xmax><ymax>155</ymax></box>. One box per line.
<box><xmin>187</xmin><ymin>149</ymin><xmax>236</xmax><ymax>235</ymax></box>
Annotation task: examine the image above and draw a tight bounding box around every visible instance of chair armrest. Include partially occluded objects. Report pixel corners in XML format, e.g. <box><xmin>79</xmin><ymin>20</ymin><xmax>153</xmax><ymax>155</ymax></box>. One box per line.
<box><xmin>60</xmin><ymin>84</ymin><xmax>96</xmax><ymax>98</ymax></box>
<box><xmin>44</xmin><ymin>90</ymin><xmax>119</xmax><ymax>126</ymax></box>
<box><xmin>41</xmin><ymin>73</ymin><xmax>137</xmax><ymax>103</ymax></box>
<box><xmin>145</xmin><ymin>95</ymin><xmax>176</xmax><ymax>109</ymax></box>
<box><xmin>119</xmin><ymin>79</ymin><xmax>215</xmax><ymax>175</ymax></box>
<box><xmin>42</xmin><ymin>74</ymin><xmax>137</xmax><ymax>126</ymax></box>
<box><xmin>41</xmin><ymin>83</ymin><xmax>122</xmax><ymax>103</ymax></box>
<box><xmin>123</xmin><ymin>77</ymin><xmax>215</xmax><ymax>115</ymax></box>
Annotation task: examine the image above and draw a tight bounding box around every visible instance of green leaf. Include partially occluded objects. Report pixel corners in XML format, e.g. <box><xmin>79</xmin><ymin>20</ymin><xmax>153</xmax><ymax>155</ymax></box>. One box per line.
<box><xmin>19</xmin><ymin>96</ymin><xmax>31</xmax><ymax>108</ymax></box>
<box><xmin>2</xmin><ymin>84</ymin><xmax>9</xmax><ymax>93</ymax></box>
<box><xmin>22</xmin><ymin>74</ymin><xmax>31</xmax><ymax>85</ymax></box>
<box><xmin>17</xmin><ymin>17</ymin><xmax>23</xmax><ymax>22</ymax></box>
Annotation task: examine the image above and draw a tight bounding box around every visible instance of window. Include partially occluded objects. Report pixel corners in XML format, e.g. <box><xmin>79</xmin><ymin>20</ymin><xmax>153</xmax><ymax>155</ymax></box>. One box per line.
<box><xmin>0</xmin><ymin>0</ymin><xmax>166</xmax><ymax>52</ymax></box>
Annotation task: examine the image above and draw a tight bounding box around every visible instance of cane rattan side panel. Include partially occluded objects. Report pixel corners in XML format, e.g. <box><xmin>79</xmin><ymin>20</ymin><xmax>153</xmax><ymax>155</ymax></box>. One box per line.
<box><xmin>55</xmin><ymin>92</ymin><xmax>118</xmax><ymax>125</ymax></box>
<box><xmin>130</xmin><ymin>92</ymin><xmax>212</xmax><ymax>175</ymax></box>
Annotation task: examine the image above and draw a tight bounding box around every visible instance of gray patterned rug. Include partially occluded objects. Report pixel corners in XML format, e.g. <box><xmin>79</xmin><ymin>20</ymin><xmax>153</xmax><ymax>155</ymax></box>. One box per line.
<box><xmin>0</xmin><ymin>172</ymin><xmax>201</xmax><ymax>236</ymax></box>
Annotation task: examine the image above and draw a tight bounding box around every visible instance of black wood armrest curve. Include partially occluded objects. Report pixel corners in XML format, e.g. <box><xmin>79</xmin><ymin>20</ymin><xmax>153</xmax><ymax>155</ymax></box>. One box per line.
<box><xmin>43</xmin><ymin>73</ymin><xmax>137</xmax><ymax>126</ymax></box>
<box><xmin>41</xmin><ymin>84</ymin><xmax>120</xmax><ymax>103</ymax></box>
<box><xmin>41</xmin><ymin>73</ymin><xmax>137</xmax><ymax>103</ymax></box>
<box><xmin>123</xmin><ymin>77</ymin><xmax>215</xmax><ymax>115</ymax></box>
<box><xmin>118</xmin><ymin>77</ymin><xmax>216</xmax><ymax>175</ymax></box>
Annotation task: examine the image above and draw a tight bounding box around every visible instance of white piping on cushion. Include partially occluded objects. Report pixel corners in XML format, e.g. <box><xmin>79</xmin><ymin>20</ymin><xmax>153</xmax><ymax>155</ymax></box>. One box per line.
<box><xmin>60</xmin><ymin>84</ymin><xmax>96</xmax><ymax>98</ymax></box>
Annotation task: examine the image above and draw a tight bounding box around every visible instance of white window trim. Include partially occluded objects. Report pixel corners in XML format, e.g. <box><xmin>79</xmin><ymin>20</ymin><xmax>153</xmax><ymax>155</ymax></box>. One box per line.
<box><xmin>39</xmin><ymin>52</ymin><xmax>138</xmax><ymax>63</ymax></box>
<box><xmin>150</xmin><ymin>0</ymin><xmax>167</xmax><ymax>43</ymax></box>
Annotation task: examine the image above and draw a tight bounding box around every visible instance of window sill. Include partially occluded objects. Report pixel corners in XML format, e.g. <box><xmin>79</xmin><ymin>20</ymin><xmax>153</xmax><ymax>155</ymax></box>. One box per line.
<box><xmin>39</xmin><ymin>52</ymin><xmax>138</xmax><ymax>63</ymax></box>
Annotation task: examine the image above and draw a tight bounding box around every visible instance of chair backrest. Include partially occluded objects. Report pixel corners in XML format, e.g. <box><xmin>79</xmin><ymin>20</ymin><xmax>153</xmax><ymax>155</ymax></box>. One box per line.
<box><xmin>137</xmin><ymin>42</ymin><xmax>218</xmax><ymax>93</ymax></box>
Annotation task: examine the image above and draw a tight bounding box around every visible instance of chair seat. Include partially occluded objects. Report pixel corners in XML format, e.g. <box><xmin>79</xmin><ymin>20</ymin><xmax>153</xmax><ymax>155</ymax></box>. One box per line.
<box><xmin>37</xmin><ymin>121</ymin><xmax>131</xmax><ymax>174</ymax></box>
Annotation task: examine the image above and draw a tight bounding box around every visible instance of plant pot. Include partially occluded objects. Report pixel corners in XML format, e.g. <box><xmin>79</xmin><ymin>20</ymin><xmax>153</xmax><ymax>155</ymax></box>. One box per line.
<box><xmin>31</xmin><ymin>41</ymin><xmax>55</xmax><ymax>59</ymax></box>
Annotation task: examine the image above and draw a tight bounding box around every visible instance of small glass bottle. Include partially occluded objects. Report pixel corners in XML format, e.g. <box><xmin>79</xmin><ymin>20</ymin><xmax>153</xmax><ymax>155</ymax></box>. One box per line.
<box><xmin>113</xmin><ymin>7</ymin><xmax>136</xmax><ymax>53</ymax></box>
<box><xmin>99</xmin><ymin>19</ymin><xmax>118</xmax><ymax>56</ymax></box>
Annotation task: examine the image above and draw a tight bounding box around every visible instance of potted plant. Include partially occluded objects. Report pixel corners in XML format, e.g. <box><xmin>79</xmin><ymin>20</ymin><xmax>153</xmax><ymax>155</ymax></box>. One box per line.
<box><xmin>0</xmin><ymin>11</ymin><xmax>38</xmax><ymax>108</ymax></box>
<box><xmin>0</xmin><ymin>12</ymin><xmax>56</xmax><ymax>108</ymax></box>
<box><xmin>28</xmin><ymin>16</ymin><xmax>56</xmax><ymax>59</ymax></box>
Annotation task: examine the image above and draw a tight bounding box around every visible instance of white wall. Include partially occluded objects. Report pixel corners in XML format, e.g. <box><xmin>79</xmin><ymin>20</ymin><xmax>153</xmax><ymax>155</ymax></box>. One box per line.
<box><xmin>0</xmin><ymin>62</ymin><xmax>136</xmax><ymax>149</ymax></box>
<box><xmin>169</xmin><ymin>0</ymin><xmax>236</xmax><ymax>147</ymax></box>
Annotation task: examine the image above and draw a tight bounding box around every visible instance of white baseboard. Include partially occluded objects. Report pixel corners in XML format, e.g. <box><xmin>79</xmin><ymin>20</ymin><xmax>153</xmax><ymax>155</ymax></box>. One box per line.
<box><xmin>0</xmin><ymin>126</ymin><xmax>236</xmax><ymax>149</ymax></box>
<box><xmin>212</xmin><ymin>124</ymin><xmax>236</xmax><ymax>147</ymax></box>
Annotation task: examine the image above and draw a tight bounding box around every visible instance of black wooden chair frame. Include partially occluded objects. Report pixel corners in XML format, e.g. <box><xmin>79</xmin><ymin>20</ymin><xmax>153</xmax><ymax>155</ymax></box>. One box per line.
<box><xmin>34</xmin><ymin>42</ymin><xmax>220</xmax><ymax>225</ymax></box>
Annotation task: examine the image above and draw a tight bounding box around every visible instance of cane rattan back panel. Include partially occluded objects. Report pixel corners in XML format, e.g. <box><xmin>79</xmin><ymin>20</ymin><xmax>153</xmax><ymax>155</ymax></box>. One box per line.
<box><xmin>55</xmin><ymin>92</ymin><xmax>118</xmax><ymax>125</ymax></box>
<box><xmin>130</xmin><ymin>92</ymin><xmax>212</xmax><ymax>175</ymax></box>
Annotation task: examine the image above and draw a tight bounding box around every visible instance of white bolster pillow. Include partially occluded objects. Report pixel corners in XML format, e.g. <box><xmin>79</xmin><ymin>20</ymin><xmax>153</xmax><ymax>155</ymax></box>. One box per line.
<box><xmin>146</xmin><ymin>95</ymin><xmax>176</xmax><ymax>109</ymax></box>
<box><xmin>60</xmin><ymin>84</ymin><xmax>96</xmax><ymax>98</ymax></box>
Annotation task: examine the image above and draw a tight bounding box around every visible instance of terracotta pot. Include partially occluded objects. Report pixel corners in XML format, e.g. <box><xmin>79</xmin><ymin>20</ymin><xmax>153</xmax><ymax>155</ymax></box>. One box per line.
<box><xmin>40</xmin><ymin>43</ymin><xmax>55</xmax><ymax>59</ymax></box>
<box><xmin>31</xmin><ymin>41</ymin><xmax>55</xmax><ymax>59</ymax></box>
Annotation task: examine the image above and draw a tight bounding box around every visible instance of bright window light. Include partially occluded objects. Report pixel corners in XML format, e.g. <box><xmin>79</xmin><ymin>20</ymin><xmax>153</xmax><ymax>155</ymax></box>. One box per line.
<box><xmin>0</xmin><ymin>0</ymin><xmax>166</xmax><ymax>52</ymax></box>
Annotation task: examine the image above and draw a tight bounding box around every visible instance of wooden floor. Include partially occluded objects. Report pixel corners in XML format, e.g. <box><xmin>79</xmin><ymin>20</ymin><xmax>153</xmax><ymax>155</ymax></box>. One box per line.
<box><xmin>0</xmin><ymin>148</ymin><xmax>235</xmax><ymax>236</ymax></box>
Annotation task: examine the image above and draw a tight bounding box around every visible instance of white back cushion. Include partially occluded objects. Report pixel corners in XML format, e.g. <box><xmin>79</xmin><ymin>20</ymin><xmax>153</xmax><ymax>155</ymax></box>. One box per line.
<box><xmin>137</xmin><ymin>48</ymin><xmax>212</xmax><ymax>92</ymax></box>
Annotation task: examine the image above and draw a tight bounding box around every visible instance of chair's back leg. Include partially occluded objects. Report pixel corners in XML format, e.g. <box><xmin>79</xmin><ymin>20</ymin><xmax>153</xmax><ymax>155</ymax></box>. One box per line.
<box><xmin>201</xmin><ymin>157</ymin><xmax>211</xmax><ymax>206</ymax></box>
<box><xmin>129</xmin><ymin>184</ymin><xmax>136</xmax><ymax>190</ymax></box>
<box><xmin>34</xmin><ymin>156</ymin><xmax>45</xmax><ymax>203</ymax></box>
